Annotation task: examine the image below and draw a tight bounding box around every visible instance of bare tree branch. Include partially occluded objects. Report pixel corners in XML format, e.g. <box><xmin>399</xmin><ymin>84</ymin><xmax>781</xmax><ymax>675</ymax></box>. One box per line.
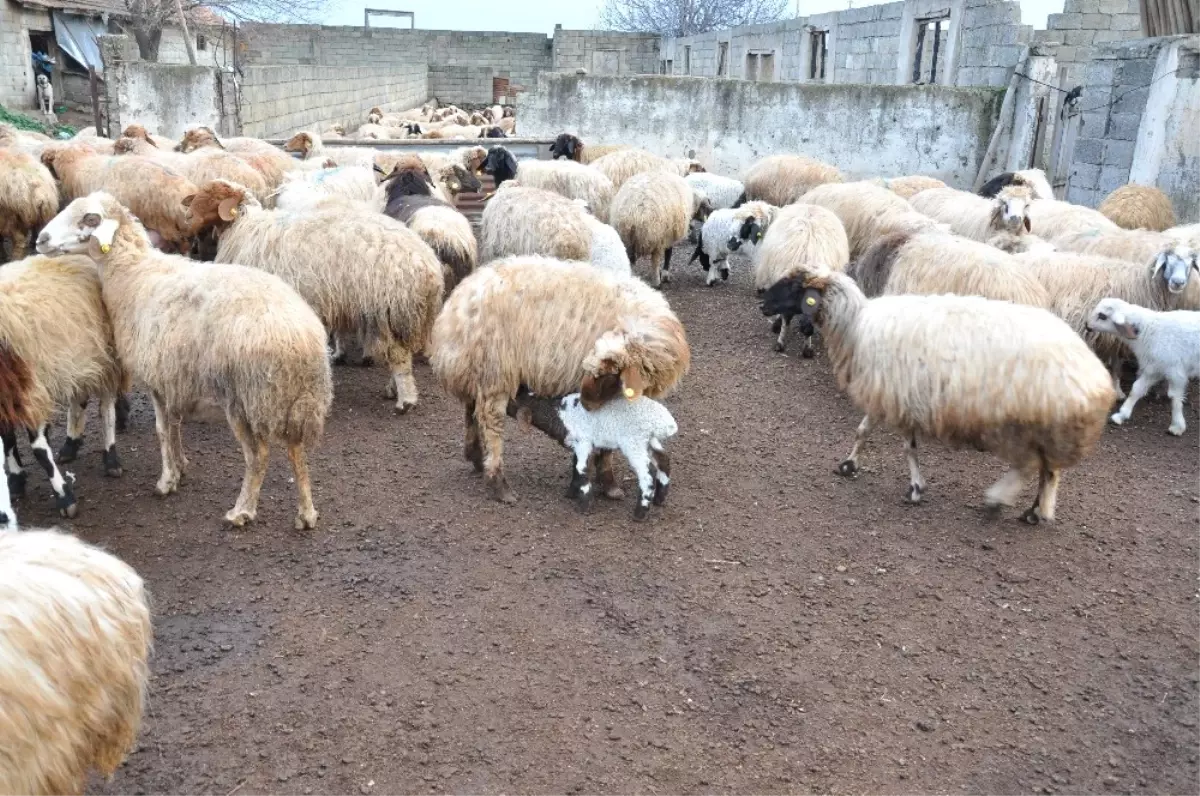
<box><xmin>122</xmin><ymin>0</ymin><xmax>329</xmax><ymax>60</ymax></box>
<box><xmin>600</xmin><ymin>0</ymin><xmax>789</xmax><ymax>36</ymax></box>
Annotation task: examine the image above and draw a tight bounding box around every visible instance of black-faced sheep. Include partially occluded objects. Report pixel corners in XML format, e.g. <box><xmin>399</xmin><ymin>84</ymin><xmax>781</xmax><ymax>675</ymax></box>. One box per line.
<box><xmin>37</xmin><ymin>192</ymin><xmax>333</xmax><ymax>529</ymax></box>
<box><xmin>549</xmin><ymin>133</ymin><xmax>628</xmax><ymax>165</ymax></box>
<box><xmin>482</xmin><ymin>146</ymin><xmax>616</xmax><ymax>222</ymax></box>
<box><xmin>760</xmin><ymin>263</ymin><xmax>1114</xmax><ymax>523</ymax></box>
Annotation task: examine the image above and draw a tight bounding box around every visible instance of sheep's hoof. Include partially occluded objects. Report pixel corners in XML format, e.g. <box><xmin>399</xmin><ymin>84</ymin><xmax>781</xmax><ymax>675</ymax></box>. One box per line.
<box><xmin>906</xmin><ymin>484</ymin><xmax>924</xmax><ymax>504</ymax></box>
<box><xmin>331</xmin><ymin>353</ymin><xmax>348</xmax><ymax>366</ymax></box>
<box><xmin>770</xmin><ymin>317</ymin><xmax>783</xmax><ymax>334</ymax></box>
<box><xmin>103</xmin><ymin>446</ymin><xmax>122</xmax><ymax>478</ymax></box>
<box><xmin>1020</xmin><ymin>507</ymin><xmax>1042</xmax><ymax>526</ymax></box>
<box><xmin>801</xmin><ymin>345</ymin><xmax>815</xmax><ymax>359</ymax></box>
<box><xmin>57</xmin><ymin>436</ymin><xmax>83</xmax><ymax>463</ymax></box>
<box><xmin>294</xmin><ymin>510</ymin><xmax>318</xmax><ymax>530</ymax></box>
<box><xmin>224</xmin><ymin>508</ymin><xmax>255</xmax><ymax>527</ymax></box>
<box><xmin>720</xmin><ymin>268</ymin><xmax>730</xmax><ymax>281</ymax></box>
<box><xmin>154</xmin><ymin>479</ymin><xmax>179</xmax><ymax>497</ymax></box>
<box><xmin>633</xmin><ymin>502</ymin><xmax>651</xmax><ymax>521</ymax></box>
<box><xmin>773</xmin><ymin>340</ymin><xmax>787</xmax><ymax>353</ymax></box>
<box><xmin>487</xmin><ymin>474</ymin><xmax>517</xmax><ymax>504</ymax></box>
<box><xmin>1109</xmin><ymin>413</ymin><xmax>1126</xmax><ymax>426</ymax></box>
<box><xmin>359</xmin><ymin>356</ymin><xmax>375</xmax><ymax>368</ymax></box>
<box><xmin>394</xmin><ymin>400</ymin><xmax>417</xmax><ymax>415</ymax></box>
<box><xmin>575</xmin><ymin>490</ymin><xmax>593</xmax><ymax>514</ymax></box>
<box><xmin>7</xmin><ymin>472</ymin><xmax>26</xmax><ymax>498</ymax></box>
<box><xmin>653</xmin><ymin>482</ymin><xmax>669</xmax><ymax>506</ymax></box>
<box><xmin>58</xmin><ymin>500</ymin><xmax>78</xmax><ymax>519</ymax></box>
<box><xmin>706</xmin><ymin>279</ymin><xmax>718</xmax><ymax>287</ymax></box>
<box><xmin>1167</xmin><ymin>424</ymin><xmax>1185</xmax><ymax>436</ymax></box>
<box><xmin>837</xmin><ymin>459</ymin><xmax>858</xmax><ymax>478</ymax></box>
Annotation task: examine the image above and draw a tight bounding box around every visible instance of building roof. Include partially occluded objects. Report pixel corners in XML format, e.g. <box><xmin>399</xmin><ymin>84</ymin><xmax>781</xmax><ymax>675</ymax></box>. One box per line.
<box><xmin>13</xmin><ymin>0</ymin><xmax>130</xmax><ymax>18</ymax></box>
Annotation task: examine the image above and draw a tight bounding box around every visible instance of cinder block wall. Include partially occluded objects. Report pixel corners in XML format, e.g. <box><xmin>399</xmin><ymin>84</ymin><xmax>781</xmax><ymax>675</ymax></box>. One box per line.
<box><xmin>427</xmin><ymin>65</ymin><xmax>494</xmax><ymax>105</ymax></box>
<box><xmin>1037</xmin><ymin>0</ymin><xmax>1144</xmax><ymax>88</ymax></box>
<box><xmin>551</xmin><ymin>30</ymin><xmax>660</xmax><ymax>75</ymax></box>
<box><xmin>240</xmin><ymin>63</ymin><xmax>427</xmax><ymax>138</ymax></box>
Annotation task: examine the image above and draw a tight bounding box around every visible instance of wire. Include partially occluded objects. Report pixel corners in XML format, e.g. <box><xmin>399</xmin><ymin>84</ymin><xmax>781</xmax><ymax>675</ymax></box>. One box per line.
<box><xmin>1065</xmin><ymin>66</ymin><xmax>1183</xmax><ymax>116</ymax></box>
<box><xmin>1013</xmin><ymin>71</ymin><xmax>1072</xmax><ymax>93</ymax></box>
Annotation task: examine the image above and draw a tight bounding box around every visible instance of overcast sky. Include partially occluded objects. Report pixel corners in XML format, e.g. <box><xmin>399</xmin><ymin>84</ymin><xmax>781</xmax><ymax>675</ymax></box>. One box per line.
<box><xmin>325</xmin><ymin>0</ymin><xmax>1068</xmax><ymax>34</ymax></box>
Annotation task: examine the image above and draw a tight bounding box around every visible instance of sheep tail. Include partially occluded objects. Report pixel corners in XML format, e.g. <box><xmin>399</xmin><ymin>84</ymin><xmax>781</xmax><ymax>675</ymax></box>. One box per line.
<box><xmin>0</xmin><ymin>342</ymin><xmax>33</xmax><ymax>429</ymax></box>
<box><xmin>283</xmin><ymin>390</ymin><xmax>328</xmax><ymax>447</ymax></box>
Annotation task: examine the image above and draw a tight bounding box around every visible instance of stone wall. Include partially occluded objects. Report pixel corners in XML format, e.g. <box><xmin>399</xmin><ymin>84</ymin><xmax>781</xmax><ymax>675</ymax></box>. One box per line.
<box><xmin>240</xmin><ymin>63</ymin><xmax>427</xmax><ymax>138</ymax></box>
<box><xmin>551</xmin><ymin>29</ymin><xmax>660</xmax><ymax>75</ymax></box>
<box><xmin>956</xmin><ymin>0</ymin><xmax>1031</xmax><ymax>86</ymax></box>
<box><xmin>524</xmin><ymin>73</ymin><xmax>1003</xmax><ymax>187</ymax></box>
<box><xmin>427</xmin><ymin>65</ymin><xmax>494</xmax><ymax>106</ymax></box>
<box><xmin>1037</xmin><ymin>0</ymin><xmax>1145</xmax><ymax>88</ymax></box>
<box><xmin>832</xmin><ymin>1</ymin><xmax>904</xmax><ymax>83</ymax></box>
<box><xmin>239</xmin><ymin>23</ymin><xmax>551</xmax><ymax>90</ymax></box>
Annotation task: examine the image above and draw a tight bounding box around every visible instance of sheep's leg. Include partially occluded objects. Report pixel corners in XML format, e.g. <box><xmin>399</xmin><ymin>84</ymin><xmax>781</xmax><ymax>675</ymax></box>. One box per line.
<box><xmin>2</xmin><ymin>429</ymin><xmax>25</xmax><ymax>498</ymax></box>
<box><xmin>29</xmin><ymin>423</ymin><xmax>77</xmax><ymax>519</ymax></box>
<box><xmin>226</xmin><ymin>414</ymin><xmax>269</xmax><ymax>527</ymax></box>
<box><xmin>1108</xmin><ymin>357</ymin><xmax>1126</xmax><ymax>400</ymax></box>
<box><xmin>705</xmin><ymin>256</ymin><xmax>721</xmax><ymax>286</ymax></box>
<box><xmin>649</xmin><ymin>251</ymin><xmax>664</xmax><ymax>288</ymax></box>
<box><xmin>100</xmin><ymin>396</ymin><xmax>122</xmax><ymax>477</ymax></box>
<box><xmin>329</xmin><ymin>331</ymin><xmax>346</xmax><ymax>366</ymax></box>
<box><xmin>287</xmin><ymin>441</ymin><xmax>318</xmax><ymax>530</ymax></box>
<box><xmin>984</xmin><ymin>463</ymin><xmax>1032</xmax><ymax>511</ymax></box>
<box><xmin>774</xmin><ymin>314</ymin><xmax>792</xmax><ymax>352</ymax></box>
<box><xmin>58</xmin><ymin>397</ymin><xmax>89</xmax><ymax>463</ymax></box>
<box><xmin>904</xmin><ymin>433</ymin><xmax>925</xmax><ymax>504</ymax></box>
<box><xmin>1110</xmin><ymin>372</ymin><xmax>1156</xmax><ymax>427</ymax></box>
<box><xmin>1021</xmin><ymin>459</ymin><xmax>1060</xmax><ymax>525</ymax></box>
<box><xmin>358</xmin><ymin>327</ymin><xmax>376</xmax><ymax>367</ymax></box>
<box><xmin>477</xmin><ymin>395</ymin><xmax>515</xmax><ymax>503</ymax></box>
<box><xmin>1166</xmin><ymin>376</ymin><xmax>1188</xmax><ymax>436</ymax></box>
<box><xmin>651</xmin><ymin>440</ymin><xmax>671</xmax><ymax>506</ymax></box>
<box><xmin>383</xmin><ymin>341</ymin><xmax>418</xmax><ymax>414</ymax></box>
<box><xmin>568</xmin><ymin>441</ymin><xmax>594</xmax><ymax>512</ymax></box>
<box><xmin>622</xmin><ymin>444</ymin><xmax>656</xmax><ymax>521</ymax></box>
<box><xmin>170</xmin><ymin>415</ymin><xmax>188</xmax><ymax>476</ymax></box>
<box><xmin>838</xmin><ymin>415</ymin><xmax>874</xmax><ymax>477</ymax></box>
<box><xmin>662</xmin><ymin>247</ymin><xmax>673</xmax><ymax>283</ymax></box>
<box><xmin>0</xmin><ymin>447</ymin><xmax>13</xmax><ymax>530</ymax></box>
<box><xmin>463</xmin><ymin>400</ymin><xmax>484</xmax><ymax>472</ymax></box>
<box><xmin>595</xmin><ymin>450</ymin><xmax>624</xmax><ymax>499</ymax></box>
<box><xmin>150</xmin><ymin>392</ymin><xmax>182</xmax><ymax>496</ymax></box>
<box><xmin>115</xmin><ymin>393</ymin><xmax>130</xmax><ymax>432</ymax></box>
<box><xmin>800</xmin><ymin>330</ymin><xmax>816</xmax><ymax>359</ymax></box>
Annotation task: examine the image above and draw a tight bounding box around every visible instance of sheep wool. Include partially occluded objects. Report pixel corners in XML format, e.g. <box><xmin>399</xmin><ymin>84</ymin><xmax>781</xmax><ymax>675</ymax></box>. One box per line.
<box><xmin>1026</xmin><ymin>198</ymin><xmax>1120</xmax><ymax>240</ymax></box>
<box><xmin>479</xmin><ymin>185</ymin><xmax>592</xmax><ymax>263</ymax></box>
<box><xmin>588</xmin><ymin>148</ymin><xmax>682</xmax><ymax>191</ymax></box>
<box><xmin>610</xmin><ymin>170</ymin><xmax>700</xmax><ymax>287</ymax></box>
<box><xmin>500</xmin><ymin>158</ymin><xmax>616</xmax><ymax>223</ymax></box>
<box><xmin>585</xmin><ymin>216</ymin><xmax>633</xmax><ymax>278</ymax></box>
<box><xmin>0</xmin><ymin>146</ymin><xmax>57</xmax><ymax>261</ymax></box>
<box><xmin>742</xmin><ymin>154</ymin><xmax>843</xmax><ymax>207</ymax></box>
<box><xmin>799</xmin><ymin>181</ymin><xmax>944</xmax><ymax>260</ymax></box>
<box><xmin>1098</xmin><ymin>184</ymin><xmax>1177</xmax><ymax>231</ymax></box>
<box><xmin>909</xmin><ymin>184</ymin><xmax>1034</xmax><ymax>244</ymax></box>
<box><xmin>0</xmin><ymin>528</ymin><xmax>151</xmax><ymax>796</ymax></box>
<box><xmin>759</xmin><ymin>264</ymin><xmax>1113</xmax><ymax>523</ymax></box>
<box><xmin>685</xmin><ymin>172</ymin><xmax>745</xmax><ymax>211</ymax></box>
<box><xmin>430</xmin><ymin>255</ymin><xmax>690</xmax><ymax>504</ymax></box>
<box><xmin>879</xmin><ymin>174</ymin><xmax>946</xmax><ymax>199</ymax></box>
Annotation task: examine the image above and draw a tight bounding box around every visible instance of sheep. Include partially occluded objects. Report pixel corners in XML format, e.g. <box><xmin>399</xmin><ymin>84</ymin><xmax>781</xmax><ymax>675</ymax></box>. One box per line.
<box><xmin>850</xmin><ymin>230</ymin><xmax>1052</xmax><ymax>310</ymax></box>
<box><xmin>282</xmin><ymin>130</ymin><xmax>325</xmax><ymax>160</ymax></box>
<box><xmin>185</xmin><ymin>179</ymin><xmax>444</xmax><ymax>414</ymax></box>
<box><xmin>689</xmin><ymin>201</ymin><xmax>777</xmax><ymax>287</ymax></box>
<box><xmin>759</xmin><ymin>263</ymin><xmax>1114</xmax><ymax>523</ymax></box>
<box><xmin>548</xmin><ymin>134</ymin><xmax>629</xmax><ymax>165</ymax></box>
<box><xmin>383</xmin><ymin>175</ymin><xmax>477</xmax><ymax>292</ymax></box>
<box><xmin>985</xmin><ymin>230</ymin><xmax>1057</xmax><ymax>254</ymax></box>
<box><xmin>589</xmin><ymin>148</ymin><xmax>704</xmax><ymax>192</ymax></box>
<box><xmin>481</xmin><ymin>147</ymin><xmax>616</xmax><ymax>222</ymax></box>
<box><xmin>172</xmin><ymin>126</ymin><xmax>296</xmax><ymax>190</ymax></box>
<box><xmin>909</xmin><ymin>183</ymin><xmax>1035</xmax><ymax>245</ymax></box>
<box><xmin>877</xmin><ymin>174</ymin><xmax>947</xmax><ymax>199</ymax></box>
<box><xmin>0</xmin><ymin>146</ymin><xmax>57</xmax><ymax>262</ymax></box>
<box><xmin>510</xmin><ymin>388</ymin><xmax>676</xmax><ymax>520</ymax></box>
<box><xmin>751</xmin><ymin>202</ymin><xmax>849</xmax><ymax>355</ymax></box>
<box><xmin>275</xmin><ymin>165</ymin><xmax>384</xmax><ymax>212</ymax></box>
<box><xmin>413</xmin><ymin>145</ymin><xmax>487</xmax><ymax>182</ymax></box>
<box><xmin>1097</xmin><ymin>184</ymin><xmax>1177</xmax><ymax>232</ymax></box>
<box><xmin>430</xmin><ymin>256</ymin><xmax>690</xmax><ymax>504</ymax></box>
<box><xmin>40</xmin><ymin>146</ymin><xmax>200</xmax><ymax>252</ymax></box>
<box><xmin>742</xmin><ymin>154</ymin><xmax>843</xmax><ymax>207</ymax></box>
<box><xmin>0</xmin><ymin>122</ymin><xmax>53</xmax><ymax>158</ymax></box>
<box><xmin>0</xmin><ymin>528</ymin><xmax>151</xmax><ymax>795</ymax></box>
<box><xmin>798</xmin><ymin>181</ymin><xmax>947</xmax><ymax>260</ymax></box>
<box><xmin>1025</xmin><ymin>198</ymin><xmax>1120</xmax><ymax>240</ymax></box>
<box><xmin>36</xmin><ymin>192</ymin><xmax>333</xmax><ymax>529</ymax></box>
<box><xmin>424</xmin><ymin>124</ymin><xmax>487</xmax><ymax>140</ymax></box>
<box><xmin>112</xmin><ymin>136</ymin><xmax>273</xmax><ymax>206</ymax></box>
<box><xmin>0</xmin><ymin>253</ymin><xmax>128</xmax><ymax>522</ymax></box>
<box><xmin>978</xmin><ymin>168</ymin><xmax>1055</xmax><ymax>200</ymax></box>
<box><xmin>684</xmin><ymin>172</ymin><xmax>745</xmax><ymax>211</ymax></box>
<box><xmin>479</xmin><ymin>185</ymin><xmax>593</xmax><ymax>263</ymax></box>
<box><xmin>1050</xmin><ymin>229</ymin><xmax>1200</xmax><ymax>302</ymax></box>
<box><xmin>1019</xmin><ymin>247</ymin><xmax>1200</xmax><ymax>397</ymax></box>
<box><xmin>1165</xmin><ymin>222</ymin><xmax>1200</xmax><ymax>245</ymax></box>
<box><xmin>585</xmin><ymin>215</ymin><xmax>633</xmax><ymax>278</ymax></box>
<box><xmin>1087</xmin><ymin>298</ymin><xmax>1200</xmax><ymax>436</ymax></box>
<box><xmin>610</xmin><ymin>171</ymin><xmax>711</xmax><ymax>288</ymax></box>
<box><xmin>120</xmin><ymin>123</ymin><xmax>177</xmax><ymax>150</ymax></box>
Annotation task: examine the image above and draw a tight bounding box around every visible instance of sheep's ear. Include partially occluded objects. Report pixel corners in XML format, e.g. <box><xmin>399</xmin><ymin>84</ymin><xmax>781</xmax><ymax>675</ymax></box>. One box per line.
<box><xmin>181</xmin><ymin>194</ymin><xmax>195</xmax><ymax>208</ymax></box>
<box><xmin>620</xmin><ymin>366</ymin><xmax>645</xmax><ymax>401</ymax></box>
<box><xmin>1114</xmin><ymin>317</ymin><xmax>1139</xmax><ymax>339</ymax></box>
<box><xmin>799</xmin><ymin>287</ymin><xmax>823</xmax><ymax>318</ymax></box>
<box><xmin>1023</xmin><ymin>216</ymin><xmax>1031</xmax><ymax>232</ymax></box>
<box><xmin>1152</xmin><ymin>251</ymin><xmax>1169</xmax><ymax>275</ymax></box>
<box><xmin>217</xmin><ymin>196</ymin><xmax>240</xmax><ymax>222</ymax></box>
<box><xmin>86</xmin><ymin>218</ymin><xmax>119</xmax><ymax>257</ymax></box>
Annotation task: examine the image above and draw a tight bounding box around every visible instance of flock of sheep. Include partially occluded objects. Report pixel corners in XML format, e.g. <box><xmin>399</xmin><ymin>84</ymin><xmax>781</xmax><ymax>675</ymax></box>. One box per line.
<box><xmin>0</xmin><ymin>97</ymin><xmax>1198</xmax><ymax>793</ymax></box>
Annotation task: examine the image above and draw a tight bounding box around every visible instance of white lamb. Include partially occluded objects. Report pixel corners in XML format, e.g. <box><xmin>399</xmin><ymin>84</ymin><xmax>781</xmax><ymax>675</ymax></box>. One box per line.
<box><xmin>689</xmin><ymin>206</ymin><xmax>763</xmax><ymax>286</ymax></box>
<box><xmin>685</xmin><ymin>172</ymin><xmax>745</xmax><ymax>210</ymax></box>
<box><xmin>513</xmin><ymin>389</ymin><xmax>677</xmax><ymax>520</ymax></box>
<box><xmin>1087</xmin><ymin>298</ymin><xmax>1200</xmax><ymax>436</ymax></box>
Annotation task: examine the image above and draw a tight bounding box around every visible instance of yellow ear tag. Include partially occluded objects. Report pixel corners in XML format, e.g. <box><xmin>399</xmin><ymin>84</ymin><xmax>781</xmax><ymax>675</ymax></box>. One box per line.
<box><xmin>100</xmin><ymin>244</ymin><xmax>111</xmax><ymax>253</ymax></box>
<box><xmin>805</xmin><ymin>296</ymin><xmax>817</xmax><ymax>306</ymax></box>
<box><xmin>229</xmin><ymin>208</ymin><xmax>238</xmax><ymax>218</ymax></box>
<box><xmin>623</xmin><ymin>387</ymin><xmax>636</xmax><ymax>399</ymax></box>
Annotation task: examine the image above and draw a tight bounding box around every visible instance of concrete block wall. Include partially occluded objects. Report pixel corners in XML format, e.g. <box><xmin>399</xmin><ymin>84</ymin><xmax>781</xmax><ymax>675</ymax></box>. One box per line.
<box><xmin>525</xmin><ymin>73</ymin><xmax>1004</xmax><ymax>187</ymax></box>
<box><xmin>833</xmin><ymin>1</ymin><xmax>904</xmax><ymax>84</ymax></box>
<box><xmin>239</xmin><ymin>24</ymin><xmax>551</xmax><ymax>90</ymax></box>
<box><xmin>156</xmin><ymin>26</ymin><xmax>232</xmax><ymax>68</ymax></box>
<box><xmin>427</xmin><ymin>65</ymin><xmax>494</xmax><ymax>105</ymax></box>
<box><xmin>1037</xmin><ymin>0</ymin><xmax>1144</xmax><ymax>88</ymax></box>
<box><xmin>552</xmin><ymin>30</ymin><xmax>660</xmax><ymax>75</ymax></box>
<box><xmin>240</xmin><ymin>63</ymin><xmax>427</xmax><ymax>138</ymax></box>
<box><xmin>956</xmin><ymin>0</ymin><xmax>1034</xmax><ymax>86</ymax></box>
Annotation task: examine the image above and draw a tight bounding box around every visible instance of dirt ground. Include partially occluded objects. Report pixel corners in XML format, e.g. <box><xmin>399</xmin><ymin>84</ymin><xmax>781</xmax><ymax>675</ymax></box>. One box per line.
<box><xmin>14</xmin><ymin>250</ymin><xmax>1199</xmax><ymax>795</ymax></box>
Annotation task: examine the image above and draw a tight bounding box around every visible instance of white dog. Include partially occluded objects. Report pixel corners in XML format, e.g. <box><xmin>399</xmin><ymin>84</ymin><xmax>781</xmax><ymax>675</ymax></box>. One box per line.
<box><xmin>35</xmin><ymin>74</ymin><xmax>55</xmax><ymax>121</ymax></box>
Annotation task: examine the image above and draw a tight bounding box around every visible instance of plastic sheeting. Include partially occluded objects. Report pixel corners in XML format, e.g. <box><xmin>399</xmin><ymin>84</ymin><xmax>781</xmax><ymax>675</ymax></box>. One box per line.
<box><xmin>52</xmin><ymin>11</ymin><xmax>107</xmax><ymax>73</ymax></box>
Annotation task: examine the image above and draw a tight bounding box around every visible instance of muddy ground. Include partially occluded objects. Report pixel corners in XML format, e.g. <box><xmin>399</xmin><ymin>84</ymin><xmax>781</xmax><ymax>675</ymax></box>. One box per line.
<box><xmin>14</xmin><ymin>250</ymin><xmax>1199</xmax><ymax>795</ymax></box>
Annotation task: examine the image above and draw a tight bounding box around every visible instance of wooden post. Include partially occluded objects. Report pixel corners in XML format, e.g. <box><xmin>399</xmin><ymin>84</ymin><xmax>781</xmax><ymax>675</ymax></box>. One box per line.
<box><xmin>174</xmin><ymin>0</ymin><xmax>198</xmax><ymax>65</ymax></box>
<box><xmin>89</xmin><ymin>67</ymin><xmax>102</xmax><ymax>134</ymax></box>
<box><xmin>972</xmin><ymin>45</ymin><xmax>1030</xmax><ymax>192</ymax></box>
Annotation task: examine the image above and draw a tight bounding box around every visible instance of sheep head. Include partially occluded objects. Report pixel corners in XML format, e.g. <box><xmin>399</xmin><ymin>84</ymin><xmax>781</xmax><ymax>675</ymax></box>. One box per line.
<box><xmin>39</xmin><ymin>144</ymin><xmax>90</xmax><ymax>179</ymax></box>
<box><xmin>760</xmin><ymin>265</ymin><xmax>835</xmax><ymax>335</ymax></box>
<box><xmin>550</xmin><ymin>133</ymin><xmax>582</xmax><ymax>161</ymax></box>
<box><xmin>112</xmin><ymin>137</ymin><xmax>140</xmax><ymax>155</ymax></box>
<box><xmin>459</xmin><ymin>146</ymin><xmax>488</xmax><ymax>175</ymax></box>
<box><xmin>283</xmin><ymin>131</ymin><xmax>315</xmax><ymax>157</ymax></box>
<box><xmin>439</xmin><ymin>164</ymin><xmax>482</xmax><ymax>197</ymax></box>
<box><xmin>366</xmin><ymin>108</ymin><xmax>384</xmax><ymax>124</ymax></box>
<box><xmin>469</xmin><ymin>111</ymin><xmax>488</xmax><ymax>125</ymax></box>
<box><xmin>176</xmin><ymin>126</ymin><xmax>222</xmax><ymax>153</ymax></box>
<box><xmin>580</xmin><ymin>331</ymin><xmax>649</xmax><ymax>409</ymax></box>
<box><xmin>36</xmin><ymin>192</ymin><xmax>127</xmax><ymax>259</ymax></box>
<box><xmin>1087</xmin><ymin>298</ymin><xmax>1140</xmax><ymax>340</ymax></box>
<box><xmin>121</xmin><ymin>124</ymin><xmax>157</xmax><ymax>146</ymax></box>
<box><xmin>481</xmin><ymin>146</ymin><xmax>518</xmax><ymax>185</ymax></box>
<box><xmin>182</xmin><ymin>179</ymin><xmax>253</xmax><ymax>231</ymax></box>
<box><xmin>993</xmin><ymin>184</ymin><xmax>1033</xmax><ymax>234</ymax></box>
<box><xmin>1151</xmin><ymin>243</ymin><xmax>1199</xmax><ymax>294</ymax></box>
<box><xmin>503</xmin><ymin>106</ymin><xmax>515</xmax><ymax>118</ymax></box>
<box><xmin>676</xmin><ymin>158</ymin><xmax>706</xmax><ymax>175</ymax></box>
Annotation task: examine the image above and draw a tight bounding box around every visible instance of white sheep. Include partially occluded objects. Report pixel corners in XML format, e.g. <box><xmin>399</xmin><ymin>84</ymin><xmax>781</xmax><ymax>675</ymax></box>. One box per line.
<box><xmin>742</xmin><ymin>154</ymin><xmax>842</xmax><ymax>206</ymax></box>
<box><xmin>37</xmin><ymin>192</ymin><xmax>333</xmax><ymax>529</ymax></box>
<box><xmin>799</xmin><ymin>181</ymin><xmax>946</xmax><ymax>260</ymax></box>
<box><xmin>273</xmin><ymin>165</ymin><xmax>384</xmax><ymax>212</ymax></box>
<box><xmin>759</xmin><ymin>263</ymin><xmax>1114</xmax><ymax>523</ymax></box>
<box><xmin>908</xmin><ymin>183</ymin><xmax>1035</xmax><ymax>245</ymax></box>
<box><xmin>684</xmin><ymin>172</ymin><xmax>745</xmax><ymax>210</ymax></box>
<box><xmin>482</xmin><ymin>148</ymin><xmax>616</xmax><ymax>223</ymax></box>
<box><xmin>978</xmin><ymin>168</ymin><xmax>1055</xmax><ymax>201</ymax></box>
<box><xmin>610</xmin><ymin>170</ymin><xmax>711</xmax><ymax>287</ymax></box>
<box><xmin>584</xmin><ymin>215</ymin><xmax>633</xmax><ymax>278</ymax></box>
<box><xmin>0</xmin><ymin>527</ymin><xmax>151</xmax><ymax>796</ymax></box>
<box><xmin>689</xmin><ymin>201</ymin><xmax>776</xmax><ymax>286</ymax></box>
<box><xmin>511</xmin><ymin>389</ymin><xmax>677</xmax><ymax>520</ymax></box>
<box><xmin>479</xmin><ymin>184</ymin><xmax>593</xmax><ymax>263</ymax></box>
<box><xmin>1087</xmin><ymin>298</ymin><xmax>1200</xmax><ymax>436</ymax></box>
